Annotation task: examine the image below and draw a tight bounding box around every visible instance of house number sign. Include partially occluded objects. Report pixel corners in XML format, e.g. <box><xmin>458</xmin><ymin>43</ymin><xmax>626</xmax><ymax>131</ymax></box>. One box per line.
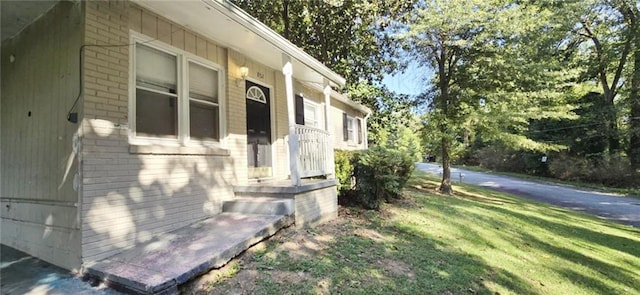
<box><xmin>256</xmin><ymin>71</ymin><xmax>265</xmax><ymax>79</ymax></box>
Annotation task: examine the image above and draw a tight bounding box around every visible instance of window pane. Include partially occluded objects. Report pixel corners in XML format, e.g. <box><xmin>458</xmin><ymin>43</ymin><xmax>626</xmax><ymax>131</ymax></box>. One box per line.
<box><xmin>136</xmin><ymin>88</ymin><xmax>178</xmax><ymax>138</ymax></box>
<box><xmin>347</xmin><ymin>117</ymin><xmax>355</xmax><ymax>141</ymax></box>
<box><xmin>190</xmin><ymin>101</ymin><xmax>219</xmax><ymax>141</ymax></box>
<box><xmin>304</xmin><ymin>103</ymin><xmax>317</xmax><ymax>127</ymax></box>
<box><xmin>189</xmin><ymin>62</ymin><xmax>218</xmax><ymax>103</ymax></box>
<box><xmin>136</xmin><ymin>44</ymin><xmax>177</xmax><ymax>93</ymax></box>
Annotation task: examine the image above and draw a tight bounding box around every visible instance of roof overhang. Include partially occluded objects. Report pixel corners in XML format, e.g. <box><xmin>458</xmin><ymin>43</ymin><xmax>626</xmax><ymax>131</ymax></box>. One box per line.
<box><xmin>303</xmin><ymin>82</ymin><xmax>372</xmax><ymax>116</ymax></box>
<box><xmin>132</xmin><ymin>0</ymin><xmax>346</xmax><ymax>88</ymax></box>
<box><xmin>1</xmin><ymin>0</ymin><xmax>60</xmax><ymax>42</ymax></box>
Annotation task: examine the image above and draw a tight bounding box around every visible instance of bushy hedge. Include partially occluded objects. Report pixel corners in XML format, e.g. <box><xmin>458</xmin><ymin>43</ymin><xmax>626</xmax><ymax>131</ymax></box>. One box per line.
<box><xmin>334</xmin><ymin>150</ymin><xmax>355</xmax><ymax>195</ymax></box>
<box><xmin>335</xmin><ymin>147</ymin><xmax>415</xmax><ymax>210</ymax></box>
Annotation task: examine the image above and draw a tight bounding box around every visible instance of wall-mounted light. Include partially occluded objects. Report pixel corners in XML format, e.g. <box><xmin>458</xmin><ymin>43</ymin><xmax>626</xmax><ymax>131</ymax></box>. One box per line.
<box><xmin>239</xmin><ymin>65</ymin><xmax>249</xmax><ymax>79</ymax></box>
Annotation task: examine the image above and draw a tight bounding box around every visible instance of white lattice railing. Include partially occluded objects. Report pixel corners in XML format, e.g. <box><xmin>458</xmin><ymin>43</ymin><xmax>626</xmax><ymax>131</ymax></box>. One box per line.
<box><xmin>295</xmin><ymin>125</ymin><xmax>331</xmax><ymax>178</ymax></box>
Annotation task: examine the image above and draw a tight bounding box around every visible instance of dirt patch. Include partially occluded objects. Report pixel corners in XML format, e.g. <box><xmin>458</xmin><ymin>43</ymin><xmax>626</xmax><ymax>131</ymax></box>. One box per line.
<box><xmin>180</xmin><ymin>208</ymin><xmax>355</xmax><ymax>295</ymax></box>
<box><xmin>379</xmin><ymin>258</ymin><xmax>415</xmax><ymax>279</ymax></box>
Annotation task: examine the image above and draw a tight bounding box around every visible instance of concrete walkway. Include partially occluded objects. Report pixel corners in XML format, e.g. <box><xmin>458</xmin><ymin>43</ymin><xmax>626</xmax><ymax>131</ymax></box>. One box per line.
<box><xmin>417</xmin><ymin>163</ymin><xmax>640</xmax><ymax>227</ymax></box>
<box><xmin>85</xmin><ymin>213</ymin><xmax>291</xmax><ymax>294</ymax></box>
<box><xmin>0</xmin><ymin>245</ymin><xmax>119</xmax><ymax>295</ymax></box>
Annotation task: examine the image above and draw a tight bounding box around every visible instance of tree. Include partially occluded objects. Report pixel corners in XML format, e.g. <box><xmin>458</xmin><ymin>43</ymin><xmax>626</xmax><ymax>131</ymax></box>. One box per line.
<box><xmin>400</xmin><ymin>0</ymin><xmax>581</xmax><ymax>194</ymax></box>
<box><xmin>572</xmin><ymin>0</ymin><xmax>638</xmax><ymax>153</ymax></box>
<box><xmin>623</xmin><ymin>2</ymin><xmax>640</xmax><ymax>170</ymax></box>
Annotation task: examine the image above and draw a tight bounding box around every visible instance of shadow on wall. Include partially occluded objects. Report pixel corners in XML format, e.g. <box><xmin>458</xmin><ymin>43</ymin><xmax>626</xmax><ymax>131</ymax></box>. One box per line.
<box><xmin>80</xmin><ymin>118</ymin><xmax>237</xmax><ymax>262</ymax></box>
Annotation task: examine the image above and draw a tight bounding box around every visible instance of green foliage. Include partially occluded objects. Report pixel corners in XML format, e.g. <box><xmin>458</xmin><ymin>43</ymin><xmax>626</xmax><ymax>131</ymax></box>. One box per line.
<box><xmin>353</xmin><ymin>146</ymin><xmax>415</xmax><ymax>209</ymax></box>
<box><xmin>231</xmin><ymin>0</ymin><xmax>415</xmax><ymax>84</ymax></box>
<box><xmin>548</xmin><ymin>154</ymin><xmax>638</xmax><ymax>187</ymax></box>
<box><xmin>334</xmin><ymin>150</ymin><xmax>356</xmax><ymax>195</ymax></box>
<box><xmin>474</xmin><ymin>145</ymin><xmax>549</xmax><ymax>176</ymax></box>
<box><xmin>334</xmin><ymin>147</ymin><xmax>415</xmax><ymax>210</ymax></box>
<box><xmin>388</xmin><ymin>126</ymin><xmax>423</xmax><ymax>163</ymax></box>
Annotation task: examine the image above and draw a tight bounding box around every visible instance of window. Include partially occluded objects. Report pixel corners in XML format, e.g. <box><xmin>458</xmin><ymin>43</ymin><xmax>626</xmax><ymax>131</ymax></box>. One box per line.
<box><xmin>343</xmin><ymin>113</ymin><xmax>358</xmax><ymax>143</ymax></box>
<box><xmin>130</xmin><ymin>35</ymin><xmax>224</xmax><ymax>146</ymax></box>
<box><xmin>303</xmin><ymin>101</ymin><xmax>319</xmax><ymax>127</ymax></box>
<box><xmin>135</xmin><ymin>44</ymin><xmax>178</xmax><ymax>138</ymax></box>
<box><xmin>294</xmin><ymin>94</ymin><xmax>320</xmax><ymax>128</ymax></box>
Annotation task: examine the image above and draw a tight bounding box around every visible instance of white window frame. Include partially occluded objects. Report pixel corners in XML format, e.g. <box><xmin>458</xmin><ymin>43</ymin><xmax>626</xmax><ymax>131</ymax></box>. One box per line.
<box><xmin>128</xmin><ymin>32</ymin><xmax>226</xmax><ymax>148</ymax></box>
<box><xmin>346</xmin><ymin>115</ymin><xmax>357</xmax><ymax>143</ymax></box>
<box><xmin>303</xmin><ymin>99</ymin><xmax>320</xmax><ymax>128</ymax></box>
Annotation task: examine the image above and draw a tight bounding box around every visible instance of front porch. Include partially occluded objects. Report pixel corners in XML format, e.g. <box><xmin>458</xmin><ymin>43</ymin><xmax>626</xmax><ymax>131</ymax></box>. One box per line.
<box><xmin>84</xmin><ymin>178</ymin><xmax>336</xmax><ymax>294</ymax></box>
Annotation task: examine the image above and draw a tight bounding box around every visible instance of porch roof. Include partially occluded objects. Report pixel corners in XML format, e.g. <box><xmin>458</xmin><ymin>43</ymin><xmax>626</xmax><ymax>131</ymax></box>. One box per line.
<box><xmin>133</xmin><ymin>0</ymin><xmax>347</xmax><ymax>89</ymax></box>
<box><xmin>303</xmin><ymin>82</ymin><xmax>373</xmax><ymax>115</ymax></box>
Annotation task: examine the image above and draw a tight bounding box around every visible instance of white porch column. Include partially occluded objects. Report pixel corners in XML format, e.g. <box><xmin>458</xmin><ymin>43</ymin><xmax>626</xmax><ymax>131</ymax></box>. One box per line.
<box><xmin>323</xmin><ymin>79</ymin><xmax>335</xmax><ymax>178</ymax></box>
<box><xmin>363</xmin><ymin>113</ymin><xmax>371</xmax><ymax>149</ymax></box>
<box><xmin>283</xmin><ymin>54</ymin><xmax>301</xmax><ymax>186</ymax></box>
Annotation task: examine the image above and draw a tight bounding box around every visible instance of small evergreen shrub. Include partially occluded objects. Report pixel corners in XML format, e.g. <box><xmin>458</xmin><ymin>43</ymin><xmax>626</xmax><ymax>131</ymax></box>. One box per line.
<box><xmin>353</xmin><ymin>146</ymin><xmax>415</xmax><ymax>210</ymax></box>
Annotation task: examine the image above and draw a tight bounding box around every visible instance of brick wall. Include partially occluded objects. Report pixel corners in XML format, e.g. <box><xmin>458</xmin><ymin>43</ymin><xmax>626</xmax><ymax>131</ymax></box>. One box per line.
<box><xmin>294</xmin><ymin>186</ymin><xmax>338</xmax><ymax>227</ymax></box>
<box><xmin>80</xmin><ymin>1</ymin><xmax>235</xmax><ymax>262</ymax></box>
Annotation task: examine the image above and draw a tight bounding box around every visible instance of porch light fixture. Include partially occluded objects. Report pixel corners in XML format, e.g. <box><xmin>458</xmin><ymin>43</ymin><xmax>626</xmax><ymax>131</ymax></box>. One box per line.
<box><xmin>239</xmin><ymin>65</ymin><xmax>249</xmax><ymax>79</ymax></box>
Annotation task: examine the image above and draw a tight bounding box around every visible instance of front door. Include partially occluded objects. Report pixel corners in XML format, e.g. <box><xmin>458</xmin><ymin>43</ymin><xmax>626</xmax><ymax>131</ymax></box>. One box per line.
<box><xmin>246</xmin><ymin>81</ymin><xmax>272</xmax><ymax>179</ymax></box>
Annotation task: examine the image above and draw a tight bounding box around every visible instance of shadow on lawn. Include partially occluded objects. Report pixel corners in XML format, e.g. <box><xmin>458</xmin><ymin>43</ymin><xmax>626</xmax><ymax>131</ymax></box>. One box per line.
<box><xmin>445</xmin><ymin>193</ymin><xmax>639</xmax><ymax>294</ymax></box>
<box><xmin>215</xmin><ymin>205</ymin><xmax>539</xmax><ymax>295</ymax></box>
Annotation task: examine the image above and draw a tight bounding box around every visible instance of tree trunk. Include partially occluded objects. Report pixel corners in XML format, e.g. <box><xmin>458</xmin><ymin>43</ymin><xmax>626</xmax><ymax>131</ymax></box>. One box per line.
<box><xmin>440</xmin><ymin>137</ymin><xmax>453</xmax><ymax>194</ymax></box>
<box><xmin>605</xmin><ymin>103</ymin><xmax>620</xmax><ymax>153</ymax></box>
<box><xmin>437</xmin><ymin>47</ymin><xmax>453</xmax><ymax>194</ymax></box>
<box><xmin>629</xmin><ymin>22</ymin><xmax>640</xmax><ymax>171</ymax></box>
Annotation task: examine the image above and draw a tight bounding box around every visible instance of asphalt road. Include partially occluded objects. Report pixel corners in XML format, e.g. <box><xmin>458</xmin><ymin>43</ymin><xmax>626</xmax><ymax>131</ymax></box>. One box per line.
<box><xmin>416</xmin><ymin>163</ymin><xmax>640</xmax><ymax>228</ymax></box>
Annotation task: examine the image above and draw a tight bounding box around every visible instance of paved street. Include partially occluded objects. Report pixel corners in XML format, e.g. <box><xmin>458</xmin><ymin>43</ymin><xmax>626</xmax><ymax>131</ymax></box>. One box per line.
<box><xmin>417</xmin><ymin>163</ymin><xmax>640</xmax><ymax>227</ymax></box>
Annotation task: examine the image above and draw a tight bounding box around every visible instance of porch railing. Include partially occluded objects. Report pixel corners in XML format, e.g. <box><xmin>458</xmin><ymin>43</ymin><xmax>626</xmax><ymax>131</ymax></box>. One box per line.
<box><xmin>295</xmin><ymin>125</ymin><xmax>332</xmax><ymax>178</ymax></box>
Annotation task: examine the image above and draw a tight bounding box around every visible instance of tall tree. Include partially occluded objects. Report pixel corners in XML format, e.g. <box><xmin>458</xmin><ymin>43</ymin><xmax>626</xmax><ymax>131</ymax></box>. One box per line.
<box><xmin>573</xmin><ymin>0</ymin><xmax>638</xmax><ymax>153</ymax></box>
<box><xmin>623</xmin><ymin>1</ymin><xmax>640</xmax><ymax>170</ymax></box>
<box><xmin>401</xmin><ymin>0</ymin><xmax>579</xmax><ymax>194</ymax></box>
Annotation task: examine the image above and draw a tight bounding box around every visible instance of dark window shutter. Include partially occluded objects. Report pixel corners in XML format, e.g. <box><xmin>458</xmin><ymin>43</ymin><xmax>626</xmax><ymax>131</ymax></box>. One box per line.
<box><xmin>343</xmin><ymin>112</ymin><xmax>348</xmax><ymax>141</ymax></box>
<box><xmin>295</xmin><ymin>95</ymin><xmax>304</xmax><ymax>125</ymax></box>
<box><xmin>357</xmin><ymin>118</ymin><xmax>363</xmax><ymax>144</ymax></box>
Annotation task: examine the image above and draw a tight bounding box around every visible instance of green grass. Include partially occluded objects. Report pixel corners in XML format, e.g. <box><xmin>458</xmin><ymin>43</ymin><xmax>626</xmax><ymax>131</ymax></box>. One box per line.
<box><xmin>206</xmin><ymin>172</ymin><xmax>640</xmax><ymax>294</ymax></box>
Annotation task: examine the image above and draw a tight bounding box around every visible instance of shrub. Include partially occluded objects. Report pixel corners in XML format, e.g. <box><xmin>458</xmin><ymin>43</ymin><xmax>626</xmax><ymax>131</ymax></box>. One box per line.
<box><xmin>334</xmin><ymin>150</ymin><xmax>356</xmax><ymax>195</ymax></box>
<box><xmin>548</xmin><ymin>153</ymin><xmax>638</xmax><ymax>187</ymax></box>
<box><xmin>548</xmin><ymin>154</ymin><xmax>591</xmax><ymax>181</ymax></box>
<box><xmin>353</xmin><ymin>146</ymin><xmax>415</xmax><ymax>209</ymax></box>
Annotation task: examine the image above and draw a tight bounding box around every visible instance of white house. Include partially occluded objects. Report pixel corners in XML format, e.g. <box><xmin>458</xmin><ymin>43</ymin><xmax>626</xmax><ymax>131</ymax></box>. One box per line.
<box><xmin>1</xmin><ymin>0</ymin><xmax>370</xmax><ymax>273</ymax></box>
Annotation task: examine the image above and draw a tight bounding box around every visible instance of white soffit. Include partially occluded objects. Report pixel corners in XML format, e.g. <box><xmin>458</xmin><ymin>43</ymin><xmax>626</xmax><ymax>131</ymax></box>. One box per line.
<box><xmin>132</xmin><ymin>0</ymin><xmax>346</xmax><ymax>88</ymax></box>
<box><xmin>303</xmin><ymin>81</ymin><xmax>372</xmax><ymax>115</ymax></box>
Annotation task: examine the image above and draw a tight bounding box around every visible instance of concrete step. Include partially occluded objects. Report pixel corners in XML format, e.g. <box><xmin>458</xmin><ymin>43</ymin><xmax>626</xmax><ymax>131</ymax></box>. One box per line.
<box><xmin>222</xmin><ymin>197</ymin><xmax>294</xmax><ymax>216</ymax></box>
<box><xmin>84</xmin><ymin>213</ymin><xmax>292</xmax><ymax>294</ymax></box>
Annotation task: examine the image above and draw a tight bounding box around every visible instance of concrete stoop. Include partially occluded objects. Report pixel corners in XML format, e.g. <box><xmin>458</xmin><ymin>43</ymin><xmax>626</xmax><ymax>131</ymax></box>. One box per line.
<box><xmin>222</xmin><ymin>197</ymin><xmax>294</xmax><ymax>215</ymax></box>
<box><xmin>84</xmin><ymin>213</ymin><xmax>292</xmax><ymax>294</ymax></box>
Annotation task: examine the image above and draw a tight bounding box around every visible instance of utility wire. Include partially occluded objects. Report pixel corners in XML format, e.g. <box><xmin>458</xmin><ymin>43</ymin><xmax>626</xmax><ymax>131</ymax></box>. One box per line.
<box><xmin>67</xmin><ymin>29</ymin><xmax>180</xmax><ymax>122</ymax></box>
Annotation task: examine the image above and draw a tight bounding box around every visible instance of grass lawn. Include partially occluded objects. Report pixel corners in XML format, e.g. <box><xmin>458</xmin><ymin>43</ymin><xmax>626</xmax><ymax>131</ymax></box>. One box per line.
<box><xmin>185</xmin><ymin>172</ymin><xmax>640</xmax><ymax>295</ymax></box>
